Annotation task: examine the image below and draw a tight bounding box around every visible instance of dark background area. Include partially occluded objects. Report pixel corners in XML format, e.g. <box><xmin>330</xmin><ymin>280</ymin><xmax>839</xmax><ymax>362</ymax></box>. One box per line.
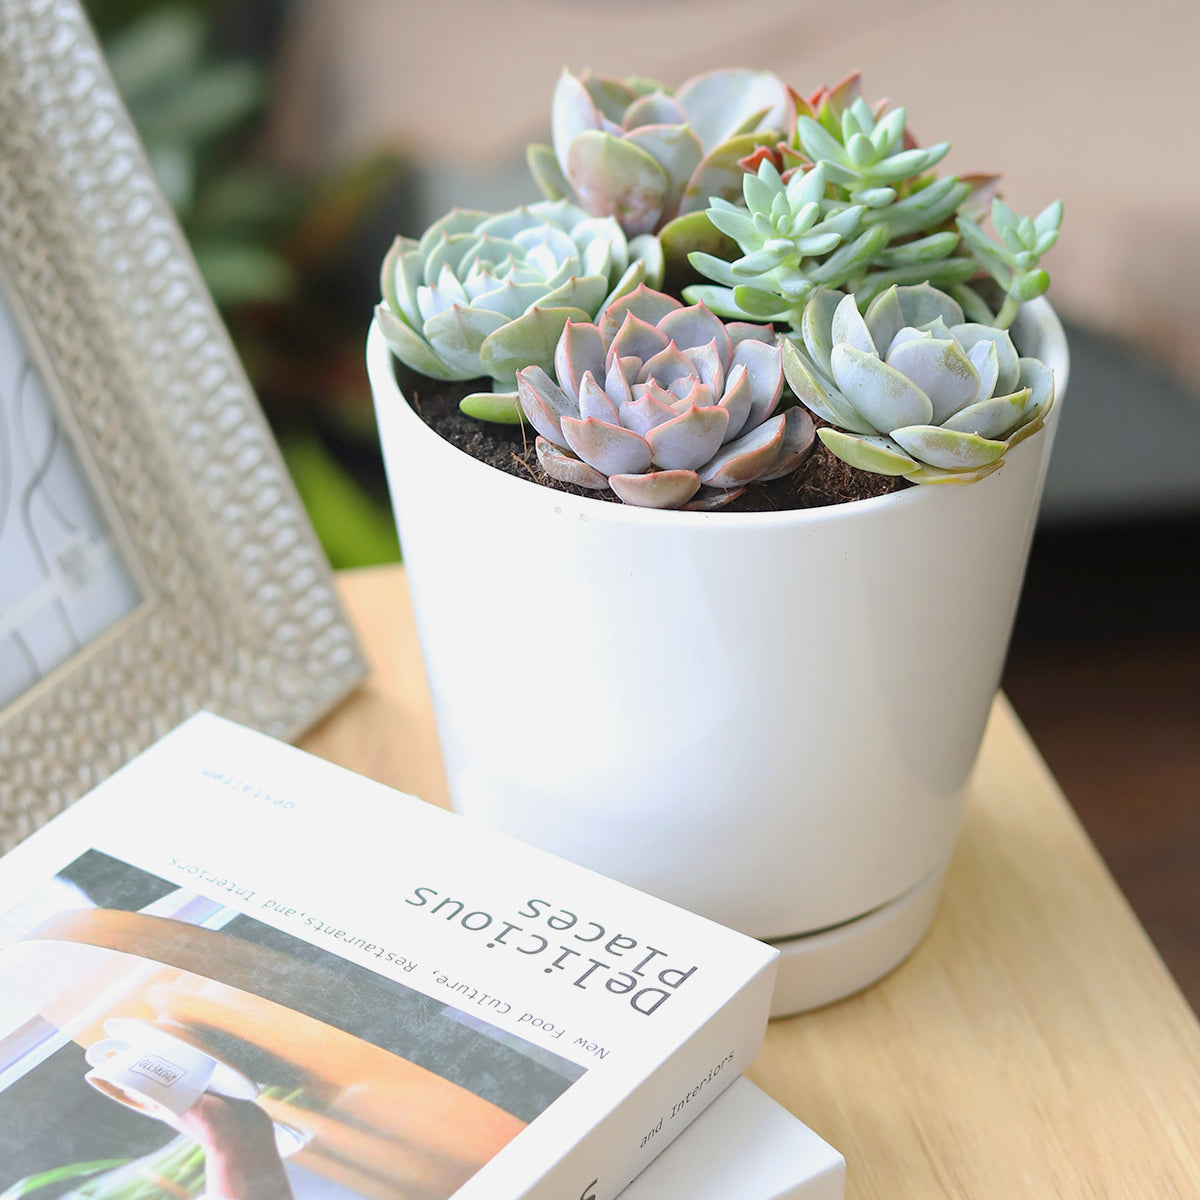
<box><xmin>1004</xmin><ymin>320</ymin><xmax>1200</xmax><ymax>1010</ymax></box>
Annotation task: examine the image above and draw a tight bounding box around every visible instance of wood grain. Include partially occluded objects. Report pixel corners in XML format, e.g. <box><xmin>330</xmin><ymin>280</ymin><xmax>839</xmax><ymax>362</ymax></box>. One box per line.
<box><xmin>309</xmin><ymin>566</ymin><xmax>1200</xmax><ymax>1199</ymax></box>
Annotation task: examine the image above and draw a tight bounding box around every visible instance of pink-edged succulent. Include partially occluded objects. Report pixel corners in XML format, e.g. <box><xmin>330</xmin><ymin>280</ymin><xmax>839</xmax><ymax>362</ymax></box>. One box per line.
<box><xmin>528</xmin><ymin>68</ymin><xmax>794</xmax><ymax>239</ymax></box>
<box><xmin>517</xmin><ymin>285</ymin><xmax>815</xmax><ymax>509</ymax></box>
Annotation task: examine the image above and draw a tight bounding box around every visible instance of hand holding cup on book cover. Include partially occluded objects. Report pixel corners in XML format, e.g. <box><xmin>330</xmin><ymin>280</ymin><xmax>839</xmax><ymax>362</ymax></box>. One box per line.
<box><xmin>83</xmin><ymin>1020</ymin><xmax>295</xmax><ymax>1200</ymax></box>
<box><xmin>84</xmin><ymin>1028</ymin><xmax>221</xmax><ymax>1121</ymax></box>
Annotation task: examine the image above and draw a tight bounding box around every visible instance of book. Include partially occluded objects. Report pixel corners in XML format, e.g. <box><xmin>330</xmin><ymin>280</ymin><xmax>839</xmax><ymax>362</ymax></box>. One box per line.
<box><xmin>0</xmin><ymin>712</ymin><xmax>778</xmax><ymax>1200</ymax></box>
<box><xmin>623</xmin><ymin>1077</ymin><xmax>845</xmax><ymax>1200</ymax></box>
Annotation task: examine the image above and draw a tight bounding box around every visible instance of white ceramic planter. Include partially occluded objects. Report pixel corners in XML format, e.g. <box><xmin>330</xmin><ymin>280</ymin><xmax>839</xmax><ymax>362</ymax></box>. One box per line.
<box><xmin>368</xmin><ymin>301</ymin><xmax>1069</xmax><ymax>1015</ymax></box>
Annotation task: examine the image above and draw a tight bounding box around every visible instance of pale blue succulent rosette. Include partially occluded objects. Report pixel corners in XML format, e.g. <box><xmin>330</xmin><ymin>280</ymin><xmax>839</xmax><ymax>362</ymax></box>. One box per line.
<box><xmin>782</xmin><ymin>283</ymin><xmax>1055</xmax><ymax>485</ymax></box>
<box><xmin>375</xmin><ymin>199</ymin><xmax>664</xmax><ymax>417</ymax></box>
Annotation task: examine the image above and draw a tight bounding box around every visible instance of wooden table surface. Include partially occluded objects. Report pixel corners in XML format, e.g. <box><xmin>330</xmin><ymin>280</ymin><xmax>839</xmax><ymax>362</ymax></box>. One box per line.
<box><xmin>302</xmin><ymin>566</ymin><xmax>1200</xmax><ymax>1199</ymax></box>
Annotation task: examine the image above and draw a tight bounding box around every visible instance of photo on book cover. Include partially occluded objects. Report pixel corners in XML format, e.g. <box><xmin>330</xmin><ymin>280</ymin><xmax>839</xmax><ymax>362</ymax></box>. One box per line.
<box><xmin>0</xmin><ymin>850</ymin><xmax>586</xmax><ymax>1200</ymax></box>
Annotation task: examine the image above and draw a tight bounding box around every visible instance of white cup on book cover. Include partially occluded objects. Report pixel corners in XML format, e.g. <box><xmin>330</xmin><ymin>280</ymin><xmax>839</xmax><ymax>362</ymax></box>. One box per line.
<box><xmin>84</xmin><ymin>1029</ymin><xmax>218</xmax><ymax>1120</ymax></box>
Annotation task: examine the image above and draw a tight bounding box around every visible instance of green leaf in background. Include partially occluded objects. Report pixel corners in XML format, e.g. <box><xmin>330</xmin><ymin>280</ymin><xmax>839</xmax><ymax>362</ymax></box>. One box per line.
<box><xmin>133</xmin><ymin>59</ymin><xmax>263</xmax><ymax>146</ymax></box>
<box><xmin>282</xmin><ymin>435</ymin><xmax>401</xmax><ymax>568</ymax></box>
<box><xmin>193</xmin><ymin>164</ymin><xmax>299</xmax><ymax>230</ymax></box>
<box><xmin>101</xmin><ymin>5</ymin><xmax>204</xmax><ymax>96</ymax></box>
<box><xmin>192</xmin><ymin>240</ymin><xmax>294</xmax><ymax>306</ymax></box>
<box><xmin>95</xmin><ymin>1</ymin><xmax>413</xmax><ymax>570</ymax></box>
<box><xmin>1</xmin><ymin>1159</ymin><xmax>128</xmax><ymax>1200</ymax></box>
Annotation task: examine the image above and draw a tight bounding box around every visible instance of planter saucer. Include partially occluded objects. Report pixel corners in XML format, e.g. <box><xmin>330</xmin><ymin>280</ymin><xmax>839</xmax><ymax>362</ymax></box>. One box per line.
<box><xmin>768</xmin><ymin>861</ymin><xmax>947</xmax><ymax>1017</ymax></box>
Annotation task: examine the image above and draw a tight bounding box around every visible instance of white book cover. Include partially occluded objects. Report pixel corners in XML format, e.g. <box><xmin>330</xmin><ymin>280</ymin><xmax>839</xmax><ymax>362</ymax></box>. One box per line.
<box><xmin>621</xmin><ymin>1077</ymin><xmax>845</xmax><ymax>1200</ymax></box>
<box><xmin>0</xmin><ymin>712</ymin><xmax>777</xmax><ymax>1200</ymax></box>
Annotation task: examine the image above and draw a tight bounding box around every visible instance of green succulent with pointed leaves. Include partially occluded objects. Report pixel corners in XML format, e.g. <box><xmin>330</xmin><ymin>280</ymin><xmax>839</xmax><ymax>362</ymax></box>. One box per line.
<box><xmin>956</xmin><ymin>198</ymin><xmax>1063</xmax><ymax>329</ymax></box>
<box><xmin>782</xmin><ymin>284</ymin><xmax>1054</xmax><ymax>484</ymax></box>
<box><xmin>685</xmin><ymin>161</ymin><xmax>878</xmax><ymax>323</ymax></box>
<box><xmin>376</xmin><ymin>200</ymin><xmax>663</xmax><ymax>416</ymax></box>
<box><xmin>688</xmin><ymin>74</ymin><xmax>1061</xmax><ymax>329</ymax></box>
<box><xmin>794</xmin><ymin>93</ymin><xmax>949</xmax><ymax>200</ymax></box>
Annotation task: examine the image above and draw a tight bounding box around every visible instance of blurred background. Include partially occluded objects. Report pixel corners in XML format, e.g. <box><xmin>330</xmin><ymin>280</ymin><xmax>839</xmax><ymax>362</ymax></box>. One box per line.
<box><xmin>85</xmin><ymin>0</ymin><xmax>1198</xmax><ymax>1006</ymax></box>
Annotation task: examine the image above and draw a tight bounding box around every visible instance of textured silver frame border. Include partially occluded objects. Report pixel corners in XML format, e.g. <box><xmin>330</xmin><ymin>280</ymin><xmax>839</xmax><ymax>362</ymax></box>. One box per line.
<box><xmin>0</xmin><ymin>0</ymin><xmax>367</xmax><ymax>848</ymax></box>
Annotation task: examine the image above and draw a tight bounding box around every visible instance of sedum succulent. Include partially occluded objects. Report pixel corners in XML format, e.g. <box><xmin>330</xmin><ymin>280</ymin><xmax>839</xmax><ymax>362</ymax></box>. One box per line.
<box><xmin>956</xmin><ymin>197</ymin><xmax>1064</xmax><ymax>329</ymax></box>
<box><xmin>688</xmin><ymin>72</ymin><xmax>1061</xmax><ymax>329</ymax></box>
<box><xmin>792</xmin><ymin>90</ymin><xmax>950</xmax><ymax>202</ymax></box>
<box><xmin>527</xmin><ymin>68</ymin><xmax>793</xmax><ymax>240</ymax></box>
<box><xmin>782</xmin><ymin>284</ymin><xmax>1054</xmax><ymax>484</ymax></box>
<box><xmin>516</xmin><ymin>284</ymin><xmax>815</xmax><ymax>509</ymax></box>
<box><xmin>686</xmin><ymin>160</ymin><xmax>882</xmax><ymax>322</ymax></box>
<box><xmin>376</xmin><ymin>199</ymin><xmax>663</xmax><ymax>415</ymax></box>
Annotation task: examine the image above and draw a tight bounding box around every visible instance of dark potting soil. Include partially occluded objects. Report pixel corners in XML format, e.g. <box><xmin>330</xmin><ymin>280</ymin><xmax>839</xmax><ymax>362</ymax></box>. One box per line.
<box><xmin>397</xmin><ymin>364</ymin><xmax>906</xmax><ymax>512</ymax></box>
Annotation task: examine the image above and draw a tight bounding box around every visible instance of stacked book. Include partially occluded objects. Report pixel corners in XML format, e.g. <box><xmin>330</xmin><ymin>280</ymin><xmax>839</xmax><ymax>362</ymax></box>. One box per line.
<box><xmin>0</xmin><ymin>714</ymin><xmax>844</xmax><ymax>1200</ymax></box>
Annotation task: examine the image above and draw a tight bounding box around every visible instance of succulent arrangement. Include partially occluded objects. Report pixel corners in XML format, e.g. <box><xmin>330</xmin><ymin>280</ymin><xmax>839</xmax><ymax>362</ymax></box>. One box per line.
<box><xmin>378</xmin><ymin>67</ymin><xmax>1063</xmax><ymax>508</ymax></box>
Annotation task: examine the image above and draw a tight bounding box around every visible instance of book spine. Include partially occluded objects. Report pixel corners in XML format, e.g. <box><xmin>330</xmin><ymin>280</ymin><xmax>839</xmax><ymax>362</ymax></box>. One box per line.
<box><xmin>528</xmin><ymin>959</ymin><xmax>777</xmax><ymax>1200</ymax></box>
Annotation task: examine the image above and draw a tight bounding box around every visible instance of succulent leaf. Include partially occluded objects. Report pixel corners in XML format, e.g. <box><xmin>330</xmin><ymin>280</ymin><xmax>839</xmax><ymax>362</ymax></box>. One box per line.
<box><xmin>759</xmin><ymin>406</ymin><xmax>819</xmax><ymax>480</ymax></box>
<box><xmin>940</xmin><ymin>386</ymin><xmax>1034</xmax><ymax>439</ymax></box>
<box><xmin>698</xmin><ymin>411</ymin><xmax>787</xmax><ymax>485</ymax></box>
<box><xmin>890</xmin><ymin>425</ymin><xmax>1008</xmax><ymax>470</ymax></box>
<box><xmin>831</xmin><ymin>292</ymin><xmax>877</xmax><ymax>356</ymax></box>
<box><xmin>518</xmin><ymin>365</ymin><xmax>575</xmax><ymax>442</ymax></box>
<box><xmin>424</xmin><ymin>304</ymin><xmax>511</xmax><ymax>376</ymax></box>
<box><xmin>599</xmin><ymin>284</ymin><xmax>683</xmax><ymax>344</ymax></box>
<box><xmin>817</xmin><ymin>428</ymin><xmax>918</xmax><ymax>475</ymax></box>
<box><xmin>831</xmin><ymin>344</ymin><xmax>934</xmax><ymax>431</ymax></box>
<box><xmin>562</xmin><ymin>414</ymin><xmax>653</xmax><ymax>476</ymax></box>
<box><xmin>674</xmin><ymin>69</ymin><xmax>792</xmax><ymax>150</ymax></box>
<box><xmin>481</xmin><ymin>306</ymin><xmax>591</xmax><ymax>382</ymax></box>
<box><xmin>459</xmin><ymin>389</ymin><xmax>523</xmax><ymax>423</ymax></box>
<box><xmin>902</xmin><ymin>460</ymin><xmax>1005</xmax><ymax>485</ymax></box>
<box><xmin>374</xmin><ymin>302</ymin><xmax>459</xmax><ymax>380</ymax></box>
<box><xmin>624</xmin><ymin>91</ymin><xmax>688</xmax><ymax>128</ymax></box>
<box><xmin>555</xmin><ymin>319</ymin><xmax>607</xmax><ymax>402</ymax></box>
<box><xmin>781</xmin><ymin>336</ymin><xmax>874</xmax><ymax>434</ymax></box>
<box><xmin>527</xmin><ymin>142</ymin><xmax>571</xmax><ymax>201</ymax></box>
<box><xmin>1018</xmin><ymin>356</ymin><xmax>1055</xmax><ymax>418</ymax></box>
<box><xmin>552</xmin><ymin>70</ymin><xmax>603</xmax><ymax>166</ymax></box>
<box><xmin>567</xmin><ymin>131</ymin><xmax>672</xmax><ymax>236</ymax></box>
<box><xmin>646</xmin><ymin>404</ymin><xmax>730</xmax><ymax>470</ymax></box>
<box><xmin>884</xmin><ymin>335</ymin><xmax>980</xmax><ymax>424</ymax></box>
<box><xmin>951</xmin><ymin>323</ymin><xmax>1021</xmax><ymax>395</ymax></box>
<box><xmin>537</xmin><ymin>436</ymin><xmax>610</xmax><ymax>489</ymax></box>
<box><xmin>609</xmin><ymin>469</ymin><xmax>702</xmax><ymax>508</ymax></box>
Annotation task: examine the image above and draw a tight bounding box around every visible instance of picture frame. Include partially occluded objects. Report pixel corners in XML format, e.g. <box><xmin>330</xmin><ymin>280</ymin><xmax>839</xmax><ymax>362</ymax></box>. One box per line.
<box><xmin>0</xmin><ymin>0</ymin><xmax>368</xmax><ymax>850</ymax></box>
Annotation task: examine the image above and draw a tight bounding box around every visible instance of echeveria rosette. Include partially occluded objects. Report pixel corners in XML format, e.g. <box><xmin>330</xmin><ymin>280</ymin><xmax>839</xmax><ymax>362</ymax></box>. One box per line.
<box><xmin>516</xmin><ymin>284</ymin><xmax>815</xmax><ymax>509</ymax></box>
<box><xmin>782</xmin><ymin>284</ymin><xmax>1054</xmax><ymax>485</ymax></box>
<box><xmin>375</xmin><ymin>199</ymin><xmax>663</xmax><ymax>417</ymax></box>
<box><xmin>527</xmin><ymin>68</ymin><xmax>794</xmax><ymax>268</ymax></box>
